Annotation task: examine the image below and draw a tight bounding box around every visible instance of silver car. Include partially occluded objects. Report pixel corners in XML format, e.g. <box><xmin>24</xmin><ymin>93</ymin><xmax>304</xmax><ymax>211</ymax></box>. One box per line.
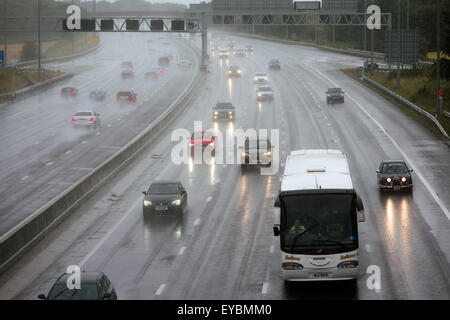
<box><xmin>71</xmin><ymin>110</ymin><xmax>101</xmax><ymax>129</ymax></box>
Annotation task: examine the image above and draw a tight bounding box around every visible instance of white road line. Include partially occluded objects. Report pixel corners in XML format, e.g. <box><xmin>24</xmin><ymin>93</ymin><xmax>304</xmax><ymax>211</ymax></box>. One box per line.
<box><xmin>65</xmin><ymin>150</ymin><xmax>72</xmax><ymax>154</ymax></box>
<box><xmin>155</xmin><ymin>284</ymin><xmax>166</xmax><ymax>295</ymax></box>
<box><xmin>269</xmin><ymin>245</ymin><xmax>274</xmax><ymax>254</ymax></box>
<box><xmin>206</xmin><ymin>196</ymin><xmax>212</xmax><ymax>202</ymax></box>
<box><xmin>45</xmin><ymin>161</ymin><xmax>53</xmax><ymax>166</ymax></box>
<box><xmin>79</xmin><ymin>200</ymin><xmax>139</xmax><ymax>268</ymax></box>
<box><xmin>303</xmin><ymin>62</ymin><xmax>450</xmax><ymax>221</ymax></box>
<box><xmin>261</xmin><ymin>282</ymin><xmax>269</xmax><ymax>294</ymax></box>
<box><xmin>21</xmin><ymin>176</ymin><xmax>30</xmax><ymax>181</ymax></box>
<box><xmin>81</xmin><ymin>140</ymin><xmax>87</xmax><ymax>144</ymax></box>
<box><xmin>178</xmin><ymin>246</ymin><xmax>186</xmax><ymax>255</ymax></box>
<box><xmin>365</xmin><ymin>244</ymin><xmax>372</xmax><ymax>253</ymax></box>
<box><xmin>193</xmin><ymin>218</ymin><xmax>201</xmax><ymax>226</ymax></box>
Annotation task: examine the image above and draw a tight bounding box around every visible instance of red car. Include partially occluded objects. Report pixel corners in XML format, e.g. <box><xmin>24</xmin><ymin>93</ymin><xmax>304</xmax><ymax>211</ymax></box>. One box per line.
<box><xmin>189</xmin><ymin>131</ymin><xmax>217</xmax><ymax>156</ymax></box>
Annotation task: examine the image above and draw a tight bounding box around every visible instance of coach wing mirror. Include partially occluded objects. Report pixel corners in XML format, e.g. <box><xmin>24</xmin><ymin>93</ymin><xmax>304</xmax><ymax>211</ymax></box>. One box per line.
<box><xmin>142</xmin><ymin>191</ymin><xmax>147</xmax><ymax>195</ymax></box>
<box><xmin>37</xmin><ymin>294</ymin><xmax>47</xmax><ymax>300</ymax></box>
<box><xmin>273</xmin><ymin>226</ymin><xmax>280</xmax><ymax>237</ymax></box>
<box><xmin>409</xmin><ymin>169</ymin><xmax>414</xmax><ymax>172</ymax></box>
<box><xmin>356</xmin><ymin>195</ymin><xmax>365</xmax><ymax>223</ymax></box>
<box><xmin>376</xmin><ymin>170</ymin><xmax>380</xmax><ymax>174</ymax></box>
<box><xmin>102</xmin><ymin>293</ymin><xmax>112</xmax><ymax>299</ymax></box>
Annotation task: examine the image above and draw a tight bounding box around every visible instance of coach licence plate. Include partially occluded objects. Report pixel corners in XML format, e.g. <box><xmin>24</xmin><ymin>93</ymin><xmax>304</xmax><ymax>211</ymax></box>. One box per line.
<box><xmin>311</xmin><ymin>272</ymin><xmax>329</xmax><ymax>278</ymax></box>
<box><xmin>394</xmin><ymin>186</ymin><xmax>400</xmax><ymax>191</ymax></box>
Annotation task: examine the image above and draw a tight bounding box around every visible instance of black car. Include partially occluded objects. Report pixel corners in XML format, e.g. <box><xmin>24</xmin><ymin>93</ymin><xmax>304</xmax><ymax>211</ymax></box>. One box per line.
<box><xmin>38</xmin><ymin>272</ymin><xmax>117</xmax><ymax>300</ymax></box>
<box><xmin>142</xmin><ymin>181</ymin><xmax>187</xmax><ymax>215</ymax></box>
<box><xmin>240</xmin><ymin>137</ymin><xmax>272</xmax><ymax>169</ymax></box>
<box><xmin>89</xmin><ymin>89</ymin><xmax>106</xmax><ymax>101</ymax></box>
<box><xmin>377</xmin><ymin>160</ymin><xmax>413</xmax><ymax>192</ymax></box>
<box><xmin>269</xmin><ymin>59</ymin><xmax>281</xmax><ymax>70</ymax></box>
<box><xmin>326</xmin><ymin>87</ymin><xmax>345</xmax><ymax>104</ymax></box>
<box><xmin>212</xmin><ymin>102</ymin><xmax>235</xmax><ymax>122</ymax></box>
<box><xmin>158</xmin><ymin>56</ymin><xmax>170</xmax><ymax>66</ymax></box>
<box><xmin>61</xmin><ymin>87</ymin><xmax>78</xmax><ymax>97</ymax></box>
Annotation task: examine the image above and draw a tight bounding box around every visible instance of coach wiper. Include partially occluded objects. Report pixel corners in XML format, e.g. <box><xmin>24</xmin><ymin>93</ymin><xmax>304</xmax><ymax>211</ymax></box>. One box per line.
<box><xmin>312</xmin><ymin>239</ymin><xmax>349</xmax><ymax>249</ymax></box>
<box><xmin>289</xmin><ymin>224</ymin><xmax>319</xmax><ymax>252</ymax></box>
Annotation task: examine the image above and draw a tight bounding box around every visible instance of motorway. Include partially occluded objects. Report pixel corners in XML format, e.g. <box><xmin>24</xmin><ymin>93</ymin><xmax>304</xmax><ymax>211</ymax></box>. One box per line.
<box><xmin>0</xmin><ymin>30</ymin><xmax>449</xmax><ymax>300</ymax></box>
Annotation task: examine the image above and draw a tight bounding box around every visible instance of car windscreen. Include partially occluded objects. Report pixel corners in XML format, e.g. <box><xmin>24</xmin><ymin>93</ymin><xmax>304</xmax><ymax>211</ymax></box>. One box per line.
<box><xmin>381</xmin><ymin>162</ymin><xmax>409</xmax><ymax>174</ymax></box>
<box><xmin>48</xmin><ymin>283</ymin><xmax>99</xmax><ymax>300</ymax></box>
<box><xmin>244</xmin><ymin>139</ymin><xmax>270</xmax><ymax>149</ymax></box>
<box><xmin>215</xmin><ymin>103</ymin><xmax>234</xmax><ymax>109</ymax></box>
<box><xmin>258</xmin><ymin>87</ymin><xmax>272</xmax><ymax>92</ymax></box>
<box><xmin>148</xmin><ymin>183</ymin><xmax>179</xmax><ymax>195</ymax></box>
<box><xmin>74</xmin><ymin>112</ymin><xmax>93</xmax><ymax>117</ymax></box>
<box><xmin>255</xmin><ymin>73</ymin><xmax>266</xmax><ymax>77</ymax></box>
<box><xmin>328</xmin><ymin>88</ymin><xmax>342</xmax><ymax>93</ymax></box>
<box><xmin>118</xmin><ymin>92</ymin><xmax>131</xmax><ymax>96</ymax></box>
<box><xmin>270</xmin><ymin>60</ymin><xmax>279</xmax><ymax>63</ymax></box>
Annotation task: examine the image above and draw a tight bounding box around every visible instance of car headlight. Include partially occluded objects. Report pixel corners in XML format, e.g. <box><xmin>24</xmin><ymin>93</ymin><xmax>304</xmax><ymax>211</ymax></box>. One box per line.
<box><xmin>228</xmin><ymin>111</ymin><xmax>232</xmax><ymax>114</ymax></box>
<box><xmin>238</xmin><ymin>70</ymin><xmax>241</xmax><ymax>73</ymax></box>
<box><xmin>386</xmin><ymin>177</ymin><xmax>392</xmax><ymax>183</ymax></box>
<box><xmin>214</xmin><ymin>111</ymin><xmax>218</xmax><ymax>115</ymax></box>
<box><xmin>258</xmin><ymin>93</ymin><xmax>262</xmax><ymax>97</ymax></box>
<box><xmin>337</xmin><ymin>261</ymin><xmax>359</xmax><ymax>269</ymax></box>
<box><xmin>241</xmin><ymin>152</ymin><xmax>248</xmax><ymax>157</ymax></box>
<box><xmin>228</xmin><ymin>71</ymin><xmax>232</xmax><ymax>74</ymax></box>
<box><xmin>265</xmin><ymin>151</ymin><xmax>272</xmax><ymax>157</ymax></box>
<box><xmin>171</xmin><ymin>199</ymin><xmax>181</xmax><ymax>206</ymax></box>
<box><xmin>282</xmin><ymin>262</ymin><xmax>303</xmax><ymax>270</ymax></box>
<box><xmin>401</xmin><ymin>177</ymin><xmax>407</xmax><ymax>182</ymax></box>
<box><xmin>143</xmin><ymin>200</ymin><xmax>152</xmax><ymax>206</ymax></box>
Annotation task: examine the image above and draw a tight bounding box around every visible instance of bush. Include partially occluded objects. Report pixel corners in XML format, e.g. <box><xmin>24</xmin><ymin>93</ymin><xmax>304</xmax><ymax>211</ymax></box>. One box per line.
<box><xmin>20</xmin><ymin>41</ymin><xmax>37</xmax><ymax>61</ymax></box>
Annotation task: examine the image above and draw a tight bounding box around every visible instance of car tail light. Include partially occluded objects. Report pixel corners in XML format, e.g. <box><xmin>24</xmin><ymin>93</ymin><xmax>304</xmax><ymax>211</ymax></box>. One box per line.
<box><xmin>72</xmin><ymin>118</ymin><xmax>76</xmax><ymax>123</ymax></box>
<box><xmin>89</xmin><ymin>118</ymin><xmax>94</xmax><ymax>122</ymax></box>
<box><xmin>71</xmin><ymin>91</ymin><xmax>75</xmax><ymax>95</ymax></box>
<box><xmin>101</xmin><ymin>96</ymin><xmax>104</xmax><ymax>99</ymax></box>
<box><xmin>116</xmin><ymin>95</ymin><xmax>119</xmax><ymax>99</ymax></box>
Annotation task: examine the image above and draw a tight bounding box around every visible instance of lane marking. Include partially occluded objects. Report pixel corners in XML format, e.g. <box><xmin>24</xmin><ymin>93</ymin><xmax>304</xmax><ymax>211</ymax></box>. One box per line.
<box><xmin>45</xmin><ymin>161</ymin><xmax>53</xmax><ymax>166</ymax></box>
<box><xmin>178</xmin><ymin>246</ymin><xmax>186</xmax><ymax>255</ymax></box>
<box><xmin>365</xmin><ymin>244</ymin><xmax>372</xmax><ymax>253</ymax></box>
<box><xmin>269</xmin><ymin>244</ymin><xmax>274</xmax><ymax>254</ymax></box>
<box><xmin>155</xmin><ymin>284</ymin><xmax>166</xmax><ymax>296</ymax></box>
<box><xmin>303</xmin><ymin>62</ymin><xmax>450</xmax><ymax>221</ymax></box>
<box><xmin>81</xmin><ymin>140</ymin><xmax>87</xmax><ymax>144</ymax></box>
<box><xmin>261</xmin><ymin>282</ymin><xmax>269</xmax><ymax>294</ymax></box>
<box><xmin>79</xmin><ymin>200</ymin><xmax>139</xmax><ymax>268</ymax></box>
<box><xmin>193</xmin><ymin>218</ymin><xmax>201</xmax><ymax>226</ymax></box>
<box><xmin>206</xmin><ymin>196</ymin><xmax>212</xmax><ymax>202</ymax></box>
<box><xmin>21</xmin><ymin>176</ymin><xmax>30</xmax><ymax>181</ymax></box>
<box><xmin>65</xmin><ymin>150</ymin><xmax>72</xmax><ymax>154</ymax></box>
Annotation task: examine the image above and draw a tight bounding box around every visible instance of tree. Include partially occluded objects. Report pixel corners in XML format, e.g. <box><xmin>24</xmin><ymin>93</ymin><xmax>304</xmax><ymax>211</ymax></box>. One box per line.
<box><xmin>20</xmin><ymin>41</ymin><xmax>37</xmax><ymax>61</ymax></box>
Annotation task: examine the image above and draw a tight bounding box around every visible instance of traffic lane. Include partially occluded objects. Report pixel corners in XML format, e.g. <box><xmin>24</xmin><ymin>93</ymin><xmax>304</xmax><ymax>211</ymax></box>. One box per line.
<box><xmin>0</xmin><ymin>39</ymin><xmax>199</xmax><ymax>236</ymax></box>
<box><xmin>296</xmin><ymin>62</ymin><xmax>450</xmax><ymax>254</ymax></box>
<box><xmin>224</xmin><ymin>38</ymin><xmax>449</xmax><ymax>299</ymax></box>
<box><xmin>0</xmin><ymin>33</ymin><xmax>181</xmax><ymax>167</ymax></box>
<box><xmin>20</xmin><ymin>45</ymin><xmax>275</xmax><ymax>299</ymax></box>
<box><xmin>279</xmin><ymin>61</ymin><xmax>450</xmax><ymax>298</ymax></box>
<box><xmin>18</xmin><ymin>52</ymin><xmax>230</xmax><ymax>298</ymax></box>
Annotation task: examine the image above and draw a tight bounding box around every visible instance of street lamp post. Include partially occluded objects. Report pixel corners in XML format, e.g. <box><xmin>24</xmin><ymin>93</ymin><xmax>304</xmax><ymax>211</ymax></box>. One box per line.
<box><xmin>437</xmin><ymin>0</ymin><xmax>441</xmax><ymax>117</ymax></box>
<box><xmin>37</xmin><ymin>0</ymin><xmax>41</xmax><ymax>82</ymax></box>
<box><xmin>396</xmin><ymin>0</ymin><xmax>401</xmax><ymax>90</ymax></box>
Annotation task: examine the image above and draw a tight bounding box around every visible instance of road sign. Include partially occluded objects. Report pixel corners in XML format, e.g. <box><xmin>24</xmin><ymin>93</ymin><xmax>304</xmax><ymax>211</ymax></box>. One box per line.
<box><xmin>384</xmin><ymin>29</ymin><xmax>419</xmax><ymax>64</ymax></box>
<box><xmin>321</xmin><ymin>0</ymin><xmax>357</xmax><ymax>13</ymax></box>
<box><xmin>0</xmin><ymin>51</ymin><xmax>4</xmax><ymax>68</ymax></box>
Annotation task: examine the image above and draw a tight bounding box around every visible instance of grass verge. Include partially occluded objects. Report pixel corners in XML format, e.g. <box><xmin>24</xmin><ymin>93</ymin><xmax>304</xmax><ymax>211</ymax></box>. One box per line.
<box><xmin>342</xmin><ymin>69</ymin><xmax>450</xmax><ymax>141</ymax></box>
<box><xmin>0</xmin><ymin>68</ymin><xmax>64</xmax><ymax>94</ymax></box>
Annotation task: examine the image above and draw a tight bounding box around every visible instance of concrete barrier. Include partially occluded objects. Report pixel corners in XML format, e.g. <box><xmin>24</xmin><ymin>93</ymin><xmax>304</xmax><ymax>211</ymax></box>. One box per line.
<box><xmin>0</xmin><ymin>39</ymin><xmax>204</xmax><ymax>275</ymax></box>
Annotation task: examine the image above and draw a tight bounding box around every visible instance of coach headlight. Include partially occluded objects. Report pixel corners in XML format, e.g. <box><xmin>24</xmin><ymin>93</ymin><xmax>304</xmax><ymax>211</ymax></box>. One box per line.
<box><xmin>401</xmin><ymin>177</ymin><xmax>407</xmax><ymax>182</ymax></box>
<box><xmin>386</xmin><ymin>177</ymin><xmax>392</xmax><ymax>183</ymax></box>
<box><xmin>337</xmin><ymin>261</ymin><xmax>359</xmax><ymax>269</ymax></box>
<box><xmin>282</xmin><ymin>262</ymin><xmax>303</xmax><ymax>270</ymax></box>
